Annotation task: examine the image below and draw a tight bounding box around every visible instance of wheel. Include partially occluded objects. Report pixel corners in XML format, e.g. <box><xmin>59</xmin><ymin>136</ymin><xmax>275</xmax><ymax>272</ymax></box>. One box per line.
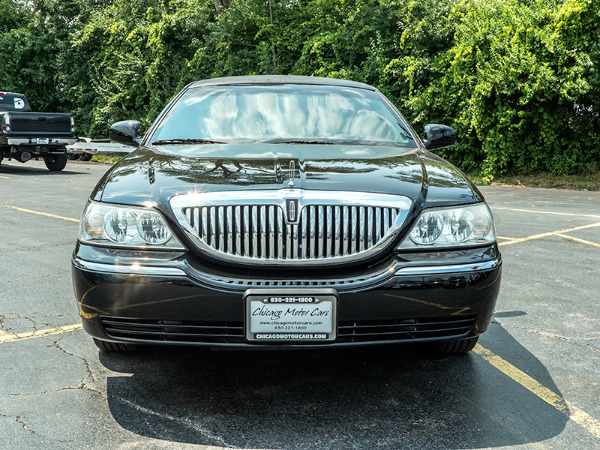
<box><xmin>79</xmin><ymin>153</ymin><xmax>93</xmax><ymax>161</ymax></box>
<box><xmin>93</xmin><ymin>338</ymin><xmax>134</xmax><ymax>353</ymax></box>
<box><xmin>429</xmin><ymin>336</ymin><xmax>479</xmax><ymax>355</ymax></box>
<box><xmin>67</xmin><ymin>153</ymin><xmax>80</xmax><ymax>160</ymax></box>
<box><xmin>44</xmin><ymin>153</ymin><xmax>68</xmax><ymax>171</ymax></box>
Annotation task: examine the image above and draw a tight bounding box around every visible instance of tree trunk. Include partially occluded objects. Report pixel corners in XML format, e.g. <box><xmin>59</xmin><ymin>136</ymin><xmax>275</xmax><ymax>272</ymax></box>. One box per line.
<box><xmin>213</xmin><ymin>0</ymin><xmax>231</xmax><ymax>15</ymax></box>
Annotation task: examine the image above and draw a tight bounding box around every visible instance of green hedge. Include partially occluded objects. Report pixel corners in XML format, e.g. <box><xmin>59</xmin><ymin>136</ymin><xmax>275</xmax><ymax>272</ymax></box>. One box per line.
<box><xmin>1</xmin><ymin>0</ymin><xmax>598</xmax><ymax>180</ymax></box>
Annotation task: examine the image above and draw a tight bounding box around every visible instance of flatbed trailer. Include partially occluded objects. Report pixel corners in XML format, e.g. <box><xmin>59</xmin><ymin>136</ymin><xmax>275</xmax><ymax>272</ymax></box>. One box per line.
<box><xmin>66</xmin><ymin>138</ymin><xmax>133</xmax><ymax>161</ymax></box>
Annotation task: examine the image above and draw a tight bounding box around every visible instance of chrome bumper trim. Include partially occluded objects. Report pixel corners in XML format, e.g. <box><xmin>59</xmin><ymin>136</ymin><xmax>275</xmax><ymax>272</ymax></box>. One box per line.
<box><xmin>395</xmin><ymin>258</ymin><xmax>501</xmax><ymax>276</ymax></box>
<box><xmin>72</xmin><ymin>258</ymin><xmax>186</xmax><ymax>276</ymax></box>
<box><xmin>74</xmin><ymin>255</ymin><xmax>501</xmax><ymax>291</ymax></box>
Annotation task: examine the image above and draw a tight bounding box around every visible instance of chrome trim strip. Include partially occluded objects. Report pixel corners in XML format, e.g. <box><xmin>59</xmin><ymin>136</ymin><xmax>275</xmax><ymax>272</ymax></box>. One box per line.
<box><xmin>190</xmin><ymin>262</ymin><xmax>403</xmax><ymax>293</ymax></box>
<box><xmin>74</xmin><ymin>255</ymin><xmax>500</xmax><ymax>291</ymax></box>
<box><xmin>170</xmin><ymin>190</ymin><xmax>412</xmax><ymax>266</ymax></box>
<box><xmin>7</xmin><ymin>138</ymin><xmax>76</xmax><ymax>146</ymax></box>
<box><xmin>72</xmin><ymin>258</ymin><xmax>186</xmax><ymax>276</ymax></box>
<box><xmin>395</xmin><ymin>258</ymin><xmax>501</xmax><ymax>275</ymax></box>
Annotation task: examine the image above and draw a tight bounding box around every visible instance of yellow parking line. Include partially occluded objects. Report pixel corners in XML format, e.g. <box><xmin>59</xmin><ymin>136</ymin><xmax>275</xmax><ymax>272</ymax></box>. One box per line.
<box><xmin>475</xmin><ymin>345</ymin><xmax>600</xmax><ymax>439</ymax></box>
<box><xmin>0</xmin><ymin>324</ymin><xmax>83</xmax><ymax>344</ymax></box>
<box><xmin>499</xmin><ymin>222</ymin><xmax>600</xmax><ymax>247</ymax></box>
<box><xmin>7</xmin><ymin>206</ymin><xmax>80</xmax><ymax>223</ymax></box>
<box><xmin>491</xmin><ymin>207</ymin><xmax>600</xmax><ymax>219</ymax></box>
<box><xmin>0</xmin><ymin>175</ymin><xmax>9</xmax><ymax>179</ymax></box>
<box><xmin>556</xmin><ymin>233</ymin><xmax>600</xmax><ymax>249</ymax></box>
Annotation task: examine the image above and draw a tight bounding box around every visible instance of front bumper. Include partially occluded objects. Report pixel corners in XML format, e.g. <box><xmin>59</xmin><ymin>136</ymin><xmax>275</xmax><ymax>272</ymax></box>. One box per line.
<box><xmin>72</xmin><ymin>243</ymin><xmax>502</xmax><ymax>349</ymax></box>
<box><xmin>4</xmin><ymin>137</ymin><xmax>76</xmax><ymax>147</ymax></box>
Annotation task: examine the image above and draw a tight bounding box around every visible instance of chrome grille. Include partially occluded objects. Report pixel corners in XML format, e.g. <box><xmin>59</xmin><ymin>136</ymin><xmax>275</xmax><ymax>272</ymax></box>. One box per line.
<box><xmin>171</xmin><ymin>191</ymin><xmax>411</xmax><ymax>265</ymax></box>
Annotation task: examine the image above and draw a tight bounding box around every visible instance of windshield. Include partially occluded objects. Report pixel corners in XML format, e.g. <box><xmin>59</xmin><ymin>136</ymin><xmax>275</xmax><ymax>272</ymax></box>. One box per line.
<box><xmin>148</xmin><ymin>85</ymin><xmax>417</xmax><ymax>147</ymax></box>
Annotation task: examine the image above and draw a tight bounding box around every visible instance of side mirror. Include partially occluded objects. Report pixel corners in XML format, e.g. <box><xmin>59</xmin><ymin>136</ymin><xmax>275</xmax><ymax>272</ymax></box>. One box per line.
<box><xmin>109</xmin><ymin>120</ymin><xmax>142</xmax><ymax>147</ymax></box>
<box><xmin>423</xmin><ymin>124</ymin><xmax>456</xmax><ymax>150</ymax></box>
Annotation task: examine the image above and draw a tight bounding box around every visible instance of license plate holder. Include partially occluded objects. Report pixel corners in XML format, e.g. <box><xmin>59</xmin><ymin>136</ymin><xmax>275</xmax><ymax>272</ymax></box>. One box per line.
<box><xmin>244</xmin><ymin>288</ymin><xmax>337</xmax><ymax>342</ymax></box>
<box><xmin>36</xmin><ymin>138</ymin><xmax>49</xmax><ymax>145</ymax></box>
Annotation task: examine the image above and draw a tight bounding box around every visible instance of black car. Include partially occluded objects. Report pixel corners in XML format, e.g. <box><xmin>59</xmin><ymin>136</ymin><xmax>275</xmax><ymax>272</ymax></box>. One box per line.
<box><xmin>72</xmin><ymin>76</ymin><xmax>501</xmax><ymax>354</ymax></box>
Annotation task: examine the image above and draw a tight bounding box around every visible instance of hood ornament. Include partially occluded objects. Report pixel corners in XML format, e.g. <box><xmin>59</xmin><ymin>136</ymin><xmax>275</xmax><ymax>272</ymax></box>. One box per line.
<box><xmin>288</xmin><ymin>160</ymin><xmax>296</xmax><ymax>187</ymax></box>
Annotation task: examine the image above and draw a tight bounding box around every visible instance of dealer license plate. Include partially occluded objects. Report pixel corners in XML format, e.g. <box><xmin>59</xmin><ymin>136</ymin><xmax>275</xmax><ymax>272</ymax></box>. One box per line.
<box><xmin>245</xmin><ymin>289</ymin><xmax>337</xmax><ymax>342</ymax></box>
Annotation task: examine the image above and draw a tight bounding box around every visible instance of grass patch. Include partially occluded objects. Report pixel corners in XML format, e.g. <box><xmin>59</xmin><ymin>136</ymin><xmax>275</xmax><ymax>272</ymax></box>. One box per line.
<box><xmin>470</xmin><ymin>169</ymin><xmax>600</xmax><ymax>191</ymax></box>
<box><xmin>90</xmin><ymin>153</ymin><xmax>126</xmax><ymax>164</ymax></box>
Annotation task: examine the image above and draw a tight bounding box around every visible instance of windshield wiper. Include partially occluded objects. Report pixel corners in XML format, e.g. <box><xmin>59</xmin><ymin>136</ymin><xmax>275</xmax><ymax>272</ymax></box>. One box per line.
<box><xmin>265</xmin><ymin>139</ymin><xmax>335</xmax><ymax>145</ymax></box>
<box><xmin>151</xmin><ymin>138</ymin><xmax>226</xmax><ymax>145</ymax></box>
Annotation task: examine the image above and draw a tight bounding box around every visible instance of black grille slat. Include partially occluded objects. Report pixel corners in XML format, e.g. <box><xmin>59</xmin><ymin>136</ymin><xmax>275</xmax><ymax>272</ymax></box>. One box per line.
<box><xmin>106</xmin><ymin>328</ymin><xmax>241</xmax><ymax>339</ymax></box>
<box><xmin>101</xmin><ymin>318</ymin><xmax>245</xmax><ymax>343</ymax></box>
<box><xmin>337</xmin><ymin>316</ymin><xmax>476</xmax><ymax>342</ymax></box>
<box><xmin>337</xmin><ymin>327</ymin><xmax>472</xmax><ymax>338</ymax></box>
<box><xmin>337</xmin><ymin>318</ymin><xmax>475</xmax><ymax>330</ymax></box>
<box><xmin>102</xmin><ymin>316</ymin><xmax>475</xmax><ymax>345</ymax></box>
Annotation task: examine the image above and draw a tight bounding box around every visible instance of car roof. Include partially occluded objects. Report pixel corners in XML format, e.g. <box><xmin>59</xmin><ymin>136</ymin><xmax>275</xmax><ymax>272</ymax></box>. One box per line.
<box><xmin>188</xmin><ymin>75</ymin><xmax>376</xmax><ymax>91</ymax></box>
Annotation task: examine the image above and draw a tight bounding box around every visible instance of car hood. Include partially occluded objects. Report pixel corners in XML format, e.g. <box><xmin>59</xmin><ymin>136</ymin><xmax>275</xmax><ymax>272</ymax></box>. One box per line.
<box><xmin>92</xmin><ymin>144</ymin><xmax>482</xmax><ymax>210</ymax></box>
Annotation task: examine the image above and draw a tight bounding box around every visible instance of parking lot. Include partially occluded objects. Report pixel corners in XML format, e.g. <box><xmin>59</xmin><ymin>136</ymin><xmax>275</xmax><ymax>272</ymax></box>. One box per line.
<box><xmin>1</xmin><ymin>158</ymin><xmax>599</xmax><ymax>449</ymax></box>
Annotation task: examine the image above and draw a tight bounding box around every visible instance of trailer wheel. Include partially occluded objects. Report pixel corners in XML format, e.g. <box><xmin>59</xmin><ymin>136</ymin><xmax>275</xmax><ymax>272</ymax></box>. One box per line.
<box><xmin>68</xmin><ymin>153</ymin><xmax>80</xmax><ymax>160</ymax></box>
<box><xmin>79</xmin><ymin>153</ymin><xmax>93</xmax><ymax>161</ymax></box>
<box><xmin>44</xmin><ymin>153</ymin><xmax>68</xmax><ymax>171</ymax></box>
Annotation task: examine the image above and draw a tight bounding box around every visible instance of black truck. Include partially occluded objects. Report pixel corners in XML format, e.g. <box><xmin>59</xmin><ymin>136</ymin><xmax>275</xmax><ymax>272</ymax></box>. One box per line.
<box><xmin>1</xmin><ymin>92</ymin><xmax>75</xmax><ymax>171</ymax></box>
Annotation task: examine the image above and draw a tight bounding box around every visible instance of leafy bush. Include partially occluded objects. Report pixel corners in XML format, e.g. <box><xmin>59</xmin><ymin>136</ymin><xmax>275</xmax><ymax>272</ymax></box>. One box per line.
<box><xmin>1</xmin><ymin>0</ymin><xmax>598</xmax><ymax>179</ymax></box>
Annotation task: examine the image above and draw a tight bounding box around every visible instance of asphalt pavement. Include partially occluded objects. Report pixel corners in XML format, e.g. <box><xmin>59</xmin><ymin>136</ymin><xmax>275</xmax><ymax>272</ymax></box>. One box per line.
<box><xmin>0</xmin><ymin>158</ymin><xmax>598</xmax><ymax>449</ymax></box>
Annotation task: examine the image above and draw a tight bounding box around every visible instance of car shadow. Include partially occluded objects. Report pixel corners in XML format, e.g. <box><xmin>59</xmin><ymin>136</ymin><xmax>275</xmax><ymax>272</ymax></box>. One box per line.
<box><xmin>0</xmin><ymin>162</ymin><xmax>90</xmax><ymax>176</ymax></box>
<box><xmin>100</xmin><ymin>317</ymin><xmax>567</xmax><ymax>449</ymax></box>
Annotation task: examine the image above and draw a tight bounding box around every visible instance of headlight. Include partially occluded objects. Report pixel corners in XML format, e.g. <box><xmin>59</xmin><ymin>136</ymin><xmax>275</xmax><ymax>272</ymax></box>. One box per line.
<box><xmin>79</xmin><ymin>201</ymin><xmax>184</xmax><ymax>249</ymax></box>
<box><xmin>398</xmin><ymin>203</ymin><xmax>495</xmax><ymax>250</ymax></box>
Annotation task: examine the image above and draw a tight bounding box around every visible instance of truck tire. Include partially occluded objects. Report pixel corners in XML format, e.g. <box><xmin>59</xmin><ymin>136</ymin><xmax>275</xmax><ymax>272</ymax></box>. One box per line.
<box><xmin>79</xmin><ymin>153</ymin><xmax>93</xmax><ymax>161</ymax></box>
<box><xmin>44</xmin><ymin>153</ymin><xmax>68</xmax><ymax>171</ymax></box>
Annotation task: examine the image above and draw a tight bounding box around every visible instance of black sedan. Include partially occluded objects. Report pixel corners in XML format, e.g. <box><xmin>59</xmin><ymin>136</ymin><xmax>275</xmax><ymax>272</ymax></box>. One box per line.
<box><xmin>72</xmin><ymin>76</ymin><xmax>501</xmax><ymax>354</ymax></box>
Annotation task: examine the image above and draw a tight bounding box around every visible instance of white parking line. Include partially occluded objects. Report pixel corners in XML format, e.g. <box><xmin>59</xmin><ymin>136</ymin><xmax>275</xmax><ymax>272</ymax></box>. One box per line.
<box><xmin>491</xmin><ymin>207</ymin><xmax>600</xmax><ymax>219</ymax></box>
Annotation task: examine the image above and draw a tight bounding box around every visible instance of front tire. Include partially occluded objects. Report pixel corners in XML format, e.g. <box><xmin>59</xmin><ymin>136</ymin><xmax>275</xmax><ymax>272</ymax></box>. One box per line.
<box><xmin>429</xmin><ymin>337</ymin><xmax>479</xmax><ymax>355</ymax></box>
<box><xmin>93</xmin><ymin>338</ymin><xmax>134</xmax><ymax>353</ymax></box>
<box><xmin>44</xmin><ymin>153</ymin><xmax>68</xmax><ymax>171</ymax></box>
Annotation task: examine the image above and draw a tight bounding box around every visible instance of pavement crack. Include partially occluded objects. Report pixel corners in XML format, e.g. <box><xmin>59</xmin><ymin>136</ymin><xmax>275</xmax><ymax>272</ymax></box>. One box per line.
<box><xmin>47</xmin><ymin>336</ymin><xmax>102</xmax><ymax>396</ymax></box>
<box><xmin>15</xmin><ymin>415</ymin><xmax>35</xmax><ymax>436</ymax></box>
<box><xmin>0</xmin><ymin>314</ymin><xmax>77</xmax><ymax>335</ymax></box>
<box><xmin>0</xmin><ymin>315</ymin><xmax>17</xmax><ymax>336</ymax></box>
<box><xmin>115</xmin><ymin>398</ymin><xmax>239</xmax><ymax>448</ymax></box>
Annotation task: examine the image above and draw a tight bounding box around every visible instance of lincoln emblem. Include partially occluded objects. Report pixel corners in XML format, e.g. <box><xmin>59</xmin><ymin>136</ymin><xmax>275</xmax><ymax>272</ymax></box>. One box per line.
<box><xmin>288</xmin><ymin>160</ymin><xmax>296</xmax><ymax>187</ymax></box>
<box><xmin>286</xmin><ymin>199</ymin><xmax>299</xmax><ymax>224</ymax></box>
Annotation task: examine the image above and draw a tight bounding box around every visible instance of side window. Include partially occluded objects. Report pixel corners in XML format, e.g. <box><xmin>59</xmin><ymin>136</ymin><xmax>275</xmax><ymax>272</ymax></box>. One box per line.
<box><xmin>0</xmin><ymin>94</ymin><xmax>31</xmax><ymax>112</ymax></box>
